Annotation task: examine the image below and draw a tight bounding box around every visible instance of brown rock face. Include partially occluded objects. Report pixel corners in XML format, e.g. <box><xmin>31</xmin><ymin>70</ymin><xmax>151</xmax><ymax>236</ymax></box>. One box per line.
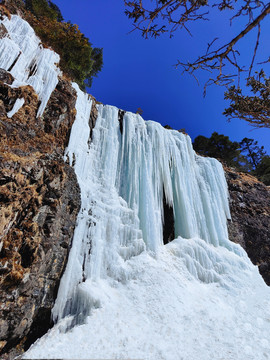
<box><xmin>0</xmin><ymin>68</ymin><xmax>13</xmax><ymax>84</ymax></box>
<box><xmin>0</xmin><ymin>70</ymin><xmax>81</xmax><ymax>358</ymax></box>
<box><xmin>225</xmin><ymin>168</ymin><xmax>270</xmax><ymax>285</ymax></box>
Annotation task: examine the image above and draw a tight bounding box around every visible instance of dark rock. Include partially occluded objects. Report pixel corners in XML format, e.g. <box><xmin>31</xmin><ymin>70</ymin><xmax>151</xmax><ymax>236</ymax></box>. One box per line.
<box><xmin>225</xmin><ymin>168</ymin><xmax>270</xmax><ymax>285</ymax></box>
<box><xmin>0</xmin><ymin>75</ymin><xmax>81</xmax><ymax>358</ymax></box>
<box><xmin>118</xmin><ymin>109</ymin><xmax>125</xmax><ymax>135</ymax></box>
<box><xmin>42</xmin><ymin>78</ymin><xmax>77</xmax><ymax>149</ymax></box>
<box><xmin>164</xmin><ymin>124</ymin><xmax>173</xmax><ymax>130</ymax></box>
<box><xmin>89</xmin><ymin>96</ymin><xmax>99</xmax><ymax>140</ymax></box>
<box><xmin>163</xmin><ymin>188</ymin><xmax>175</xmax><ymax>245</ymax></box>
<box><xmin>0</xmin><ymin>69</ymin><xmax>14</xmax><ymax>84</ymax></box>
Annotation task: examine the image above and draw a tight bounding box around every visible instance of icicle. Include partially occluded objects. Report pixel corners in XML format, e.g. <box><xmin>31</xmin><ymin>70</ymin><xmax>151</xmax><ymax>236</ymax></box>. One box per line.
<box><xmin>53</xmin><ymin>86</ymin><xmax>146</xmax><ymax>326</ymax></box>
<box><xmin>52</xmin><ymin>89</ymin><xmax>248</xmax><ymax>331</ymax></box>
<box><xmin>0</xmin><ymin>15</ymin><xmax>60</xmax><ymax>116</ymax></box>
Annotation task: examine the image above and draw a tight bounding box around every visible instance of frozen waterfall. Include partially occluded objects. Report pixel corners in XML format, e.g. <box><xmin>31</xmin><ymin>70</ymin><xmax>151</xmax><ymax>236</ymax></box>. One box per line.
<box><xmin>0</xmin><ymin>15</ymin><xmax>60</xmax><ymax>116</ymax></box>
<box><xmin>24</xmin><ymin>85</ymin><xmax>270</xmax><ymax>360</ymax></box>
<box><xmin>53</xmin><ymin>84</ymin><xmax>250</xmax><ymax>327</ymax></box>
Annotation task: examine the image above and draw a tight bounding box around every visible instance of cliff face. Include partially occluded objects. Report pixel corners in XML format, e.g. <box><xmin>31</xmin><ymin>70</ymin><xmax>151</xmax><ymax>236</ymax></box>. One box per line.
<box><xmin>226</xmin><ymin>168</ymin><xmax>270</xmax><ymax>285</ymax></box>
<box><xmin>0</xmin><ymin>69</ymin><xmax>81</xmax><ymax>358</ymax></box>
<box><xmin>0</xmin><ymin>7</ymin><xmax>269</xmax><ymax>360</ymax></box>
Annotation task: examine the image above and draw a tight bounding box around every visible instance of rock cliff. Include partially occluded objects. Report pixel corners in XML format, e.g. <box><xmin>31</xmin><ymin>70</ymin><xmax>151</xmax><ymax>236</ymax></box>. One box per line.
<box><xmin>0</xmin><ymin>68</ymin><xmax>81</xmax><ymax>358</ymax></box>
<box><xmin>226</xmin><ymin>168</ymin><xmax>270</xmax><ymax>285</ymax></box>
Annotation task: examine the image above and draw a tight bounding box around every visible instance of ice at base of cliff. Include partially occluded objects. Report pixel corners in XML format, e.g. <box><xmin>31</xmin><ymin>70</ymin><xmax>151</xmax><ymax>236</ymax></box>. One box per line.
<box><xmin>25</xmin><ymin>245</ymin><xmax>270</xmax><ymax>360</ymax></box>
<box><xmin>23</xmin><ymin>84</ymin><xmax>270</xmax><ymax>360</ymax></box>
<box><xmin>0</xmin><ymin>14</ymin><xmax>60</xmax><ymax>116</ymax></box>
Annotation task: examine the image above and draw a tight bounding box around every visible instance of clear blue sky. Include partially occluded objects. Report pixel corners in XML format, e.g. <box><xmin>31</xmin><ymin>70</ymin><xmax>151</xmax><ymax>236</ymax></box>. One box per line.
<box><xmin>53</xmin><ymin>0</ymin><xmax>269</xmax><ymax>154</ymax></box>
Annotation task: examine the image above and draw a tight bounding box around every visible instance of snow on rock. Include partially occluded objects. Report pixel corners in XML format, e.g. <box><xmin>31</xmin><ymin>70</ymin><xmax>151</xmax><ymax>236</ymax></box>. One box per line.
<box><xmin>0</xmin><ymin>14</ymin><xmax>60</xmax><ymax>116</ymax></box>
<box><xmin>23</xmin><ymin>86</ymin><xmax>270</xmax><ymax>360</ymax></box>
<box><xmin>7</xmin><ymin>97</ymin><xmax>24</xmax><ymax>117</ymax></box>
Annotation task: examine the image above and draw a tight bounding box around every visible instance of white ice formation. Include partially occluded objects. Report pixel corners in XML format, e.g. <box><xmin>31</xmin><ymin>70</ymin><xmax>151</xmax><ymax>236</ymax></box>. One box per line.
<box><xmin>7</xmin><ymin>97</ymin><xmax>24</xmax><ymax>118</ymax></box>
<box><xmin>0</xmin><ymin>14</ymin><xmax>60</xmax><ymax>116</ymax></box>
<box><xmin>24</xmin><ymin>85</ymin><xmax>270</xmax><ymax>360</ymax></box>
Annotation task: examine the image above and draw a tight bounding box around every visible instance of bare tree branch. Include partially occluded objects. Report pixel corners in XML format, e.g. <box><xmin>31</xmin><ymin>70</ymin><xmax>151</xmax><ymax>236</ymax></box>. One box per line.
<box><xmin>125</xmin><ymin>0</ymin><xmax>270</xmax><ymax>128</ymax></box>
<box><xmin>125</xmin><ymin>1</ymin><xmax>270</xmax><ymax>86</ymax></box>
<box><xmin>249</xmin><ymin>23</ymin><xmax>261</xmax><ymax>77</ymax></box>
<box><xmin>125</xmin><ymin>0</ymin><xmax>209</xmax><ymax>38</ymax></box>
<box><xmin>176</xmin><ymin>3</ymin><xmax>270</xmax><ymax>87</ymax></box>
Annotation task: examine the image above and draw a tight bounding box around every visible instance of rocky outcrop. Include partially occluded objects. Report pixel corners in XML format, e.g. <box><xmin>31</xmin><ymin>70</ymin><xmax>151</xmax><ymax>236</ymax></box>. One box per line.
<box><xmin>0</xmin><ymin>69</ymin><xmax>81</xmax><ymax>358</ymax></box>
<box><xmin>0</xmin><ymin>68</ymin><xmax>13</xmax><ymax>84</ymax></box>
<box><xmin>225</xmin><ymin>168</ymin><xmax>270</xmax><ymax>285</ymax></box>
